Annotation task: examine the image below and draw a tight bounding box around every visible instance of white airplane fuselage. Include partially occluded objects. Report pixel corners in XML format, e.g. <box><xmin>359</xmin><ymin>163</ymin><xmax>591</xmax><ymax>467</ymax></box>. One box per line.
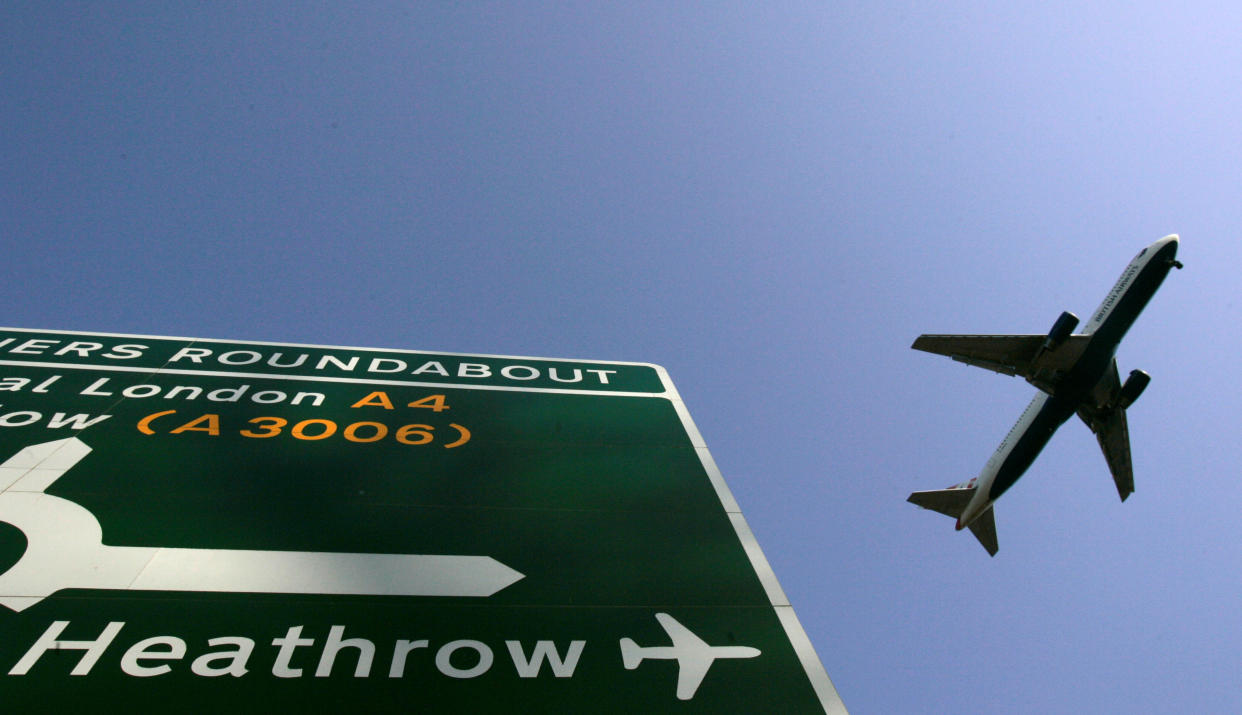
<box><xmin>955</xmin><ymin>236</ymin><xmax>1181</xmax><ymax>531</ymax></box>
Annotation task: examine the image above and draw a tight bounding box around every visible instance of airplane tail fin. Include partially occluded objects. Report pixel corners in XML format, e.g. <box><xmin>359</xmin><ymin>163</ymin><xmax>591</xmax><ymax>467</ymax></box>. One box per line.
<box><xmin>907</xmin><ymin>485</ymin><xmax>999</xmax><ymax>556</ymax></box>
<box><xmin>965</xmin><ymin>506</ymin><xmax>998</xmax><ymax>557</ymax></box>
<box><xmin>619</xmin><ymin>638</ymin><xmax>643</xmax><ymax>670</ymax></box>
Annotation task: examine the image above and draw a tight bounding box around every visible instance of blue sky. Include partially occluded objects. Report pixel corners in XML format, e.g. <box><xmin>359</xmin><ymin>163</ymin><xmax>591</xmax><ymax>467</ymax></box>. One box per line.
<box><xmin>4</xmin><ymin>4</ymin><xmax>1240</xmax><ymax>712</ymax></box>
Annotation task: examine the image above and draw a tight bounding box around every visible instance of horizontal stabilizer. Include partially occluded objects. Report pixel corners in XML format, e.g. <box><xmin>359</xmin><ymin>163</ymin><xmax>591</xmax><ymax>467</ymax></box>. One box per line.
<box><xmin>907</xmin><ymin>487</ymin><xmax>998</xmax><ymax>556</ymax></box>
<box><xmin>967</xmin><ymin>507</ymin><xmax>998</xmax><ymax>557</ymax></box>
<box><xmin>907</xmin><ymin>487</ymin><xmax>973</xmax><ymax>519</ymax></box>
<box><xmin>619</xmin><ymin>638</ymin><xmax>642</xmax><ymax>670</ymax></box>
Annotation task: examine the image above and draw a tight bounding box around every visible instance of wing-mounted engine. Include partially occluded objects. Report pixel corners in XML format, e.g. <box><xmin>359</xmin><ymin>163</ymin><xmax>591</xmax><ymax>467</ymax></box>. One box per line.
<box><xmin>1041</xmin><ymin>311</ymin><xmax>1079</xmax><ymax>353</ymax></box>
<box><xmin>1025</xmin><ymin>311</ymin><xmax>1081</xmax><ymax>393</ymax></box>
<box><xmin>1117</xmin><ymin>369</ymin><xmax>1150</xmax><ymax>409</ymax></box>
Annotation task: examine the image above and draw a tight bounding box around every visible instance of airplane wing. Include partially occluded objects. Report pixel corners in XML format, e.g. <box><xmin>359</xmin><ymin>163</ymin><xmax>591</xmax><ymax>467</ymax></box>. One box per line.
<box><xmin>1076</xmin><ymin>361</ymin><xmax>1134</xmax><ymax>501</ymax></box>
<box><xmin>654</xmin><ymin>613</ymin><xmax>713</xmax><ymax>700</ymax></box>
<box><xmin>912</xmin><ymin>334</ymin><xmax>1090</xmax><ymax>389</ymax></box>
<box><xmin>672</xmin><ymin>656</ymin><xmax>712</xmax><ymax>701</ymax></box>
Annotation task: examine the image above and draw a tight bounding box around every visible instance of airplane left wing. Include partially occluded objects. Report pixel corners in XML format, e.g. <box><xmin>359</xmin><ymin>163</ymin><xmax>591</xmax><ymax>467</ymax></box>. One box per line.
<box><xmin>1077</xmin><ymin>361</ymin><xmax>1134</xmax><ymax>501</ymax></box>
<box><xmin>654</xmin><ymin>613</ymin><xmax>712</xmax><ymax>700</ymax></box>
<box><xmin>1090</xmin><ymin>408</ymin><xmax>1133</xmax><ymax>501</ymax></box>
<box><xmin>912</xmin><ymin>334</ymin><xmax>1090</xmax><ymax>390</ymax></box>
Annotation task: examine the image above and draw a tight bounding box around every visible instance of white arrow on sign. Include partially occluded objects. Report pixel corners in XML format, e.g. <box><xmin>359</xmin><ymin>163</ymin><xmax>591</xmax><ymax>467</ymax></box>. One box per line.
<box><xmin>0</xmin><ymin>438</ymin><xmax>524</xmax><ymax>612</ymax></box>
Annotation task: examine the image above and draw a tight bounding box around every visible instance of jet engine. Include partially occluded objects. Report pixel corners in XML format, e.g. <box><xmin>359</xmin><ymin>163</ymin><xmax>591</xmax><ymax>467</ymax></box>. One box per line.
<box><xmin>1041</xmin><ymin>311</ymin><xmax>1079</xmax><ymax>352</ymax></box>
<box><xmin>1117</xmin><ymin>369</ymin><xmax>1151</xmax><ymax>409</ymax></box>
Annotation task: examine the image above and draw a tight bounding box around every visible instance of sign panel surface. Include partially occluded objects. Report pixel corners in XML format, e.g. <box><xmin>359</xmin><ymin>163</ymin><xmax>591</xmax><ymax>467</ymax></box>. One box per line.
<box><xmin>0</xmin><ymin>328</ymin><xmax>845</xmax><ymax>712</ymax></box>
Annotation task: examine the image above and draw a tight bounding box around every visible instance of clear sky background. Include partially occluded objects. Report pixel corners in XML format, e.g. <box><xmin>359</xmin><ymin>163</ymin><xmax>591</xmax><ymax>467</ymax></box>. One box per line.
<box><xmin>3</xmin><ymin>4</ymin><xmax>1239</xmax><ymax>712</ymax></box>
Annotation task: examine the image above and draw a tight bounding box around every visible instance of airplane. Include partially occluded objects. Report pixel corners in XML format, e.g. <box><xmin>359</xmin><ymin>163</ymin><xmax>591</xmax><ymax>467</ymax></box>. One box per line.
<box><xmin>908</xmin><ymin>235</ymin><xmax>1182</xmax><ymax>555</ymax></box>
<box><xmin>619</xmin><ymin>612</ymin><xmax>761</xmax><ymax>700</ymax></box>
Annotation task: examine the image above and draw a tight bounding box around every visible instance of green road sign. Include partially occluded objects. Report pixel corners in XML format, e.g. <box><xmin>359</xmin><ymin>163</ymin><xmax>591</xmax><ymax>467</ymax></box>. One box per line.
<box><xmin>0</xmin><ymin>328</ymin><xmax>846</xmax><ymax>713</ymax></box>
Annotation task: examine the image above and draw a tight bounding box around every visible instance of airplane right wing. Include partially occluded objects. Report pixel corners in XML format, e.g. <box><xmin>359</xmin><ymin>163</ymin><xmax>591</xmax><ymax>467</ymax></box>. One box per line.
<box><xmin>1076</xmin><ymin>360</ymin><xmax>1134</xmax><ymax>501</ymax></box>
<box><xmin>912</xmin><ymin>334</ymin><xmax>1091</xmax><ymax>390</ymax></box>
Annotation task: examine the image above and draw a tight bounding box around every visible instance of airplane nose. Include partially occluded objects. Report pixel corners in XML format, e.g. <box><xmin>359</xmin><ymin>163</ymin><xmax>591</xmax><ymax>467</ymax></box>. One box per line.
<box><xmin>1159</xmin><ymin>235</ymin><xmax>1182</xmax><ymax>268</ymax></box>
